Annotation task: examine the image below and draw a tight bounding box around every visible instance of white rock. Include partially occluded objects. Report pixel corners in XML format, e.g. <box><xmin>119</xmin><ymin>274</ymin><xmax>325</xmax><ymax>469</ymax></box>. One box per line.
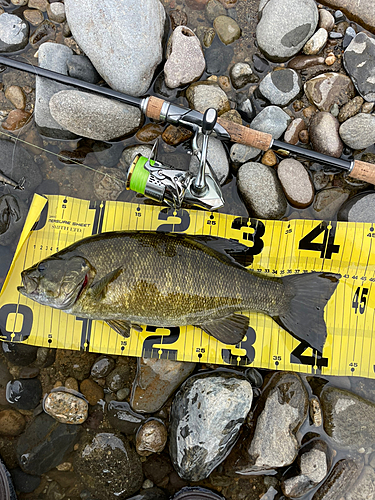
<box><xmin>303</xmin><ymin>28</ymin><xmax>328</xmax><ymax>55</ymax></box>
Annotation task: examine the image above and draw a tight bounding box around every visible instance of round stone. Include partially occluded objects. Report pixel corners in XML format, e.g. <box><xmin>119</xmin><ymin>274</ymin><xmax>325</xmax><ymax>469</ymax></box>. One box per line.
<box><xmin>259</xmin><ymin>68</ymin><xmax>301</xmax><ymax>106</ymax></box>
<box><xmin>277</xmin><ymin>159</ymin><xmax>314</xmax><ymax>208</ymax></box>
<box><xmin>136</xmin><ymin>419</ymin><xmax>168</xmax><ymax>456</ymax></box>
<box><xmin>186</xmin><ymin>81</ymin><xmax>231</xmax><ymax>115</ymax></box>
<box><xmin>0</xmin><ymin>13</ymin><xmax>29</xmax><ymax>52</ymax></box>
<box><xmin>309</xmin><ymin>112</ymin><xmax>343</xmax><ymax>158</ymax></box>
<box><xmin>339</xmin><ymin>113</ymin><xmax>375</xmax><ymax>149</ymax></box>
<box><xmin>344</xmin><ymin>32</ymin><xmax>375</xmax><ymax>102</ymax></box>
<box><xmin>304</xmin><ymin>72</ymin><xmax>355</xmax><ymax>112</ymax></box>
<box><xmin>213</xmin><ymin>15</ymin><xmax>241</xmax><ymax>45</ymax></box>
<box><xmin>43</xmin><ymin>390</ymin><xmax>88</xmax><ymax>424</ymax></box>
<box><xmin>6</xmin><ymin>379</ymin><xmax>42</xmax><ymax>410</ymax></box>
<box><xmin>229</xmin><ymin>62</ymin><xmax>254</xmax><ymax>90</ymax></box>
<box><xmin>90</xmin><ymin>356</ymin><xmax>116</xmax><ymax>379</ymax></box>
<box><xmin>303</xmin><ymin>28</ymin><xmax>328</xmax><ymax>55</ymax></box>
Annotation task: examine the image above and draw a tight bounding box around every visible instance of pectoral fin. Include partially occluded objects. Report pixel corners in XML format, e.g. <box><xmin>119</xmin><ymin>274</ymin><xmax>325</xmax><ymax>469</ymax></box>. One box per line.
<box><xmin>198</xmin><ymin>314</ymin><xmax>249</xmax><ymax>345</ymax></box>
<box><xmin>106</xmin><ymin>319</ymin><xmax>132</xmax><ymax>338</ymax></box>
<box><xmin>90</xmin><ymin>267</ymin><xmax>123</xmax><ymax>301</ymax></box>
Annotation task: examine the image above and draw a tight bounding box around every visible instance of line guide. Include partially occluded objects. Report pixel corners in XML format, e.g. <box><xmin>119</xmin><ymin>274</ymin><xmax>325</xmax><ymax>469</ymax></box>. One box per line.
<box><xmin>1</xmin><ymin>194</ymin><xmax>374</xmax><ymax>379</ymax></box>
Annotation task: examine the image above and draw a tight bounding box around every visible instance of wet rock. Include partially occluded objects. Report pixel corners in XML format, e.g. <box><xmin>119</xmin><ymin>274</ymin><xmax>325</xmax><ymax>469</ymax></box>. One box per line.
<box><xmin>338</xmin><ymin>96</ymin><xmax>364</xmax><ymax>122</ymax></box>
<box><xmin>136</xmin><ymin>123</ymin><xmax>164</xmax><ymax>142</ymax></box>
<box><xmin>230</xmin><ymin>106</ymin><xmax>291</xmax><ymax>164</ymax></box>
<box><xmin>256</xmin><ymin>0</ymin><xmax>318</xmax><ymax>62</ymax></box>
<box><xmin>347</xmin><ymin>466</ymin><xmax>375</xmax><ymax>500</ymax></box>
<box><xmin>237</xmin><ymin>162</ymin><xmax>287</xmax><ymax>219</ymax></box>
<box><xmin>304</xmin><ymin>73</ymin><xmax>355</xmax><ymax>112</ymax></box>
<box><xmin>64</xmin><ymin>377</ymin><xmax>79</xmax><ymax>392</ymax></box>
<box><xmin>67</xmin><ymin>55</ymin><xmax>101</xmax><ymax>84</ymax></box>
<box><xmin>43</xmin><ymin>390</ymin><xmax>88</xmax><ymax>424</ymax></box>
<box><xmin>17</xmin><ymin>412</ymin><xmax>80</xmax><ymax>475</ymax></box>
<box><xmin>162</xmin><ymin>125</ymin><xmax>193</xmax><ymax>146</ymax></box>
<box><xmin>0</xmin><ymin>409</ymin><xmax>25</xmax><ymax>436</ymax></box>
<box><xmin>253</xmin><ymin>54</ymin><xmax>270</xmax><ymax>73</ymax></box>
<box><xmin>186</xmin><ymin>81</ymin><xmax>231</xmax><ymax>115</ymax></box>
<box><xmin>204</xmin><ymin>38</ymin><xmax>234</xmax><ymax>75</ymax></box>
<box><xmin>288</xmin><ymin>55</ymin><xmax>325</xmax><ymax>70</ymax></box>
<box><xmin>10</xmin><ymin>468</ymin><xmax>41</xmax><ymax>494</ymax></box>
<box><xmin>229</xmin><ymin>62</ymin><xmax>254</xmax><ymax>90</ymax></box>
<box><xmin>309</xmin><ymin>112</ymin><xmax>343</xmax><ymax>158</ymax></box>
<box><xmin>206</xmin><ymin>0</ymin><xmax>226</xmax><ymax>22</ymax></box>
<box><xmin>35</xmin><ymin>42</ymin><xmax>77</xmax><ymax>139</ymax></box>
<box><xmin>91</xmin><ymin>355</ymin><xmax>115</xmax><ymax>379</ymax></box>
<box><xmin>131</xmin><ymin>358</ymin><xmax>195</xmax><ymax>414</ymax></box>
<box><xmin>80</xmin><ymin>379</ymin><xmax>104</xmax><ymax>406</ymax></box>
<box><xmin>321</xmin><ymin>386</ymin><xmax>375</xmax><ymax>449</ymax></box>
<box><xmin>0</xmin><ymin>195</ymin><xmax>28</xmax><ymax>247</ymax></box>
<box><xmin>277</xmin><ymin>158</ymin><xmax>314</xmax><ymax>208</ymax></box>
<box><xmin>136</xmin><ymin>419</ymin><xmax>168</xmax><ymax>456</ymax></box>
<box><xmin>50</xmin><ymin>90</ymin><xmax>141</xmax><ymax>141</ymax></box>
<box><xmin>235</xmin><ymin>92</ymin><xmax>255</xmax><ymax>122</ymax></box>
<box><xmin>303</xmin><ymin>28</ymin><xmax>328</xmax><ymax>55</ymax></box>
<box><xmin>0</xmin><ymin>13</ymin><xmax>29</xmax><ymax>52</ymax></box>
<box><xmin>127</xmin><ymin>488</ymin><xmax>168</xmax><ymax>500</ymax></box>
<box><xmin>339</xmin><ymin>113</ymin><xmax>375</xmax><ymax>150</ymax></box>
<box><xmin>310</xmin><ymin>396</ymin><xmax>323</xmax><ymax>427</ymax></box>
<box><xmin>318</xmin><ymin>0</ymin><xmax>375</xmax><ymax>35</ymax></box>
<box><xmin>93</xmin><ymin>166</ymin><xmax>126</xmax><ymax>201</ymax></box>
<box><xmin>213</xmin><ymin>15</ymin><xmax>241</xmax><ymax>45</ymax></box>
<box><xmin>261</xmin><ymin>150</ymin><xmax>277</xmax><ymax>166</ymax></box>
<box><xmin>284</xmin><ymin>118</ymin><xmax>307</xmax><ymax>145</ymax></box>
<box><xmin>65</xmin><ymin>0</ymin><xmax>166</xmax><ymax>96</ymax></box>
<box><xmin>107</xmin><ymin>401</ymin><xmax>146</xmax><ymax>435</ymax></box>
<box><xmin>23</xmin><ymin>8</ymin><xmax>44</xmax><ymax>25</ymax></box>
<box><xmin>169</xmin><ymin>371</ymin><xmax>252</xmax><ymax>481</ymax></box>
<box><xmin>4</xmin><ymin>85</ymin><xmax>26</xmax><ymax>110</ymax></box>
<box><xmin>202</xmin><ymin>27</ymin><xmax>216</xmax><ymax>48</ymax></box>
<box><xmin>74</xmin><ymin>431</ymin><xmax>143</xmax><ymax>499</ymax></box>
<box><xmin>2</xmin><ymin>342</ymin><xmax>38</xmax><ymax>366</ymax></box>
<box><xmin>29</xmin><ymin>0</ymin><xmax>48</xmax><ymax>10</ymax></box>
<box><xmin>6</xmin><ymin>379</ymin><xmax>42</xmax><ymax>410</ymax></box>
<box><xmin>312</xmin><ymin>187</ymin><xmax>349</xmax><ymax>220</ymax></box>
<box><xmin>189</xmin><ymin>134</ymin><xmax>229</xmax><ymax>185</ymax></box>
<box><xmin>46</xmin><ymin>2</ymin><xmax>66</xmax><ymax>23</ymax></box>
<box><xmin>35</xmin><ymin>347</ymin><xmax>56</xmax><ymax>368</ymax></box>
<box><xmin>312</xmin><ymin>459</ymin><xmax>362</xmax><ymax>500</ymax></box>
<box><xmin>165</xmin><ymin>26</ymin><xmax>205</xmax><ymax>89</ymax></box>
<box><xmin>169</xmin><ymin>10</ymin><xmax>188</xmax><ymax>30</ymax></box>
<box><xmin>338</xmin><ymin>192</ymin><xmax>375</xmax><ymax>223</ymax></box>
<box><xmin>259</xmin><ymin>68</ymin><xmax>302</xmax><ymax>106</ymax></box>
<box><xmin>2</xmin><ymin>109</ymin><xmax>31</xmax><ymax>131</ymax></box>
<box><xmin>106</xmin><ymin>364</ymin><xmax>130</xmax><ymax>392</ymax></box>
<box><xmin>30</xmin><ymin>19</ymin><xmax>56</xmax><ymax>47</ymax></box>
<box><xmin>120</xmin><ymin>145</ymin><xmax>154</xmax><ymax>170</ymax></box>
<box><xmin>343</xmin><ymin>26</ymin><xmax>356</xmax><ymax>50</ymax></box>
<box><xmin>319</xmin><ymin>9</ymin><xmax>335</xmax><ymax>31</ymax></box>
<box><xmin>343</xmin><ymin>33</ymin><xmax>375</xmax><ymax>102</ymax></box>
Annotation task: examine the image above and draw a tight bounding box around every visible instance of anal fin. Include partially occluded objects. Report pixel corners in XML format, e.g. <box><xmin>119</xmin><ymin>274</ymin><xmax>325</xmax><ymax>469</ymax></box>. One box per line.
<box><xmin>106</xmin><ymin>319</ymin><xmax>132</xmax><ymax>338</ymax></box>
<box><xmin>198</xmin><ymin>314</ymin><xmax>249</xmax><ymax>345</ymax></box>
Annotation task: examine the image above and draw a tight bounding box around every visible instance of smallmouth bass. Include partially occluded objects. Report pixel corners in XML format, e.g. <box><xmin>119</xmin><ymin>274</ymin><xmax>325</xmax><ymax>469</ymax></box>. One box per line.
<box><xmin>18</xmin><ymin>231</ymin><xmax>340</xmax><ymax>351</ymax></box>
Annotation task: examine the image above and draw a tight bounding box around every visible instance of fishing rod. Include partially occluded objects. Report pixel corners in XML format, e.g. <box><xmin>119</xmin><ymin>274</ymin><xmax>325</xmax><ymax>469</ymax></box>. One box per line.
<box><xmin>0</xmin><ymin>54</ymin><xmax>374</xmax><ymax>196</ymax></box>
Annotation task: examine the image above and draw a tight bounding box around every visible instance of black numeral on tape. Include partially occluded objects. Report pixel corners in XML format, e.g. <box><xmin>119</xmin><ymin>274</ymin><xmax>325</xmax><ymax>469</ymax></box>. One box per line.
<box><xmin>298</xmin><ymin>221</ymin><xmax>340</xmax><ymax>259</ymax></box>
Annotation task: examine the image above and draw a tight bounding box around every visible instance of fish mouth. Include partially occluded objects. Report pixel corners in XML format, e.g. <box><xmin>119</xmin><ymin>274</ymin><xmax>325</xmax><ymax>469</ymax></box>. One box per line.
<box><xmin>18</xmin><ymin>272</ymin><xmax>38</xmax><ymax>296</ymax></box>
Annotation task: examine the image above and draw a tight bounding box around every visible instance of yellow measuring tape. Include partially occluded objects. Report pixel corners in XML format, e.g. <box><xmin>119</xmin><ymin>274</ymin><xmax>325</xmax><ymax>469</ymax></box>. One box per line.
<box><xmin>1</xmin><ymin>194</ymin><xmax>375</xmax><ymax>378</ymax></box>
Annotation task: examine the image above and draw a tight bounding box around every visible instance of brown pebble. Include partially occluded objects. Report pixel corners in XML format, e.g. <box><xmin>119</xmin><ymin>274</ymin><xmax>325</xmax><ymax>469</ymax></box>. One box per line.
<box><xmin>135</xmin><ymin>123</ymin><xmax>164</xmax><ymax>142</ymax></box>
<box><xmin>325</xmin><ymin>53</ymin><xmax>336</xmax><ymax>66</ymax></box>
<box><xmin>54</xmin><ymin>380</ymin><xmax>63</xmax><ymax>388</ymax></box>
<box><xmin>261</xmin><ymin>150</ymin><xmax>277</xmax><ymax>166</ymax></box>
<box><xmin>162</xmin><ymin>124</ymin><xmax>193</xmax><ymax>146</ymax></box>
<box><xmin>299</xmin><ymin>129</ymin><xmax>310</xmax><ymax>143</ymax></box>
<box><xmin>64</xmin><ymin>377</ymin><xmax>79</xmax><ymax>392</ymax></box>
<box><xmin>23</xmin><ymin>8</ymin><xmax>44</xmax><ymax>25</ymax></box>
<box><xmin>18</xmin><ymin>366</ymin><xmax>40</xmax><ymax>379</ymax></box>
<box><xmin>4</xmin><ymin>85</ymin><xmax>26</xmax><ymax>110</ymax></box>
<box><xmin>169</xmin><ymin>9</ymin><xmax>188</xmax><ymax>30</ymax></box>
<box><xmin>288</xmin><ymin>55</ymin><xmax>325</xmax><ymax>70</ymax></box>
<box><xmin>218</xmin><ymin>75</ymin><xmax>232</xmax><ymax>93</ymax></box>
<box><xmin>2</xmin><ymin>109</ymin><xmax>31</xmax><ymax>130</ymax></box>
<box><xmin>0</xmin><ymin>409</ymin><xmax>26</xmax><ymax>436</ymax></box>
<box><xmin>362</xmin><ymin>102</ymin><xmax>374</xmax><ymax>114</ymax></box>
<box><xmin>219</xmin><ymin>109</ymin><xmax>242</xmax><ymax>124</ymax></box>
<box><xmin>136</xmin><ymin>419</ymin><xmax>168</xmax><ymax>456</ymax></box>
<box><xmin>185</xmin><ymin>0</ymin><xmax>209</xmax><ymax>10</ymax></box>
<box><xmin>303</xmin><ymin>105</ymin><xmax>318</xmax><ymax>120</ymax></box>
<box><xmin>28</xmin><ymin>0</ymin><xmax>48</xmax><ymax>11</ymax></box>
<box><xmin>80</xmin><ymin>378</ymin><xmax>104</xmax><ymax>406</ymax></box>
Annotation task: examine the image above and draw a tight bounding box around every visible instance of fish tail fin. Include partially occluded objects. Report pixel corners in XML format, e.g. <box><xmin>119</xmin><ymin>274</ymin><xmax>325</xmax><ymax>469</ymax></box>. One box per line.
<box><xmin>274</xmin><ymin>272</ymin><xmax>341</xmax><ymax>353</ymax></box>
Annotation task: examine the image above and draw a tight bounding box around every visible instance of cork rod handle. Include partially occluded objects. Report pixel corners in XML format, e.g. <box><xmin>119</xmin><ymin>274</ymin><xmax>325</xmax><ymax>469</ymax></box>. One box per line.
<box><xmin>145</xmin><ymin>97</ymin><xmax>273</xmax><ymax>151</ymax></box>
<box><xmin>351</xmin><ymin>160</ymin><xmax>375</xmax><ymax>185</ymax></box>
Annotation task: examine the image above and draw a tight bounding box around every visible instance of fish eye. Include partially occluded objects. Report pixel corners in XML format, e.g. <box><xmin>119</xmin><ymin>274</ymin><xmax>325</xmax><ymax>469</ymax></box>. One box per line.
<box><xmin>37</xmin><ymin>263</ymin><xmax>46</xmax><ymax>272</ymax></box>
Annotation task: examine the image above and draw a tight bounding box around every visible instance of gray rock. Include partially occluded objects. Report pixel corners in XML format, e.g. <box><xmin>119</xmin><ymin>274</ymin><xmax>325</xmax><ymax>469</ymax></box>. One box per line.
<box><xmin>186</xmin><ymin>81</ymin><xmax>231</xmax><ymax>115</ymax></box>
<box><xmin>312</xmin><ymin>169</ymin><xmax>330</xmax><ymax>191</ymax></box>
<box><xmin>205</xmin><ymin>0</ymin><xmax>226</xmax><ymax>23</ymax></box>
<box><xmin>309</xmin><ymin>112</ymin><xmax>343</xmax><ymax>158</ymax></box>
<box><xmin>106</xmin><ymin>365</ymin><xmax>130</xmax><ymax>392</ymax></box>
<box><xmin>338</xmin><ymin>192</ymin><xmax>375</xmax><ymax>223</ymax></box>
<box><xmin>65</xmin><ymin>0</ymin><xmax>166</xmax><ymax>96</ymax></box>
<box><xmin>318</xmin><ymin>9</ymin><xmax>335</xmax><ymax>31</ymax></box>
<box><xmin>67</xmin><ymin>55</ymin><xmax>101</xmax><ymax>84</ymax></box>
<box><xmin>213</xmin><ymin>15</ymin><xmax>241</xmax><ymax>45</ymax></box>
<box><xmin>259</xmin><ymin>68</ymin><xmax>302</xmax><ymax>106</ymax></box>
<box><xmin>131</xmin><ymin>358</ymin><xmax>196</xmax><ymax>414</ymax></box>
<box><xmin>343</xmin><ymin>26</ymin><xmax>356</xmax><ymax>50</ymax></box>
<box><xmin>319</xmin><ymin>0</ymin><xmax>375</xmax><ymax>40</ymax></box>
<box><xmin>189</xmin><ymin>134</ymin><xmax>229</xmax><ymax>185</ymax></box>
<box><xmin>46</xmin><ymin>2</ymin><xmax>66</xmax><ymax>23</ymax></box>
<box><xmin>237</xmin><ymin>162</ymin><xmax>287</xmax><ymax>219</ymax></box>
<box><xmin>204</xmin><ymin>37</ymin><xmax>234</xmax><ymax>75</ymax></box>
<box><xmin>0</xmin><ymin>140</ymin><xmax>42</xmax><ymax>202</ymax></box>
<box><xmin>321</xmin><ymin>386</ymin><xmax>375</xmax><ymax>449</ymax></box>
<box><xmin>245</xmin><ymin>372</ymin><xmax>308</xmax><ymax>472</ymax></box>
<box><xmin>16</xmin><ymin>413</ymin><xmax>80</xmax><ymax>475</ymax></box>
<box><xmin>304</xmin><ymin>72</ymin><xmax>356</xmax><ymax>112</ymax></box>
<box><xmin>312</xmin><ymin>459</ymin><xmax>363</xmax><ymax>500</ymax></box>
<box><xmin>49</xmin><ymin>90</ymin><xmax>141</xmax><ymax>141</ymax></box>
<box><xmin>74</xmin><ymin>431</ymin><xmax>143</xmax><ymax>498</ymax></box>
<box><xmin>312</xmin><ymin>187</ymin><xmax>349</xmax><ymax>220</ymax></box>
<box><xmin>303</xmin><ymin>28</ymin><xmax>328</xmax><ymax>55</ymax></box>
<box><xmin>277</xmin><ymin>158</ymin><xmax>314</xmax><ymax>208</ymax></box>
<box><xmin>256</xmin><ymin>0</ymin><xmax>318</xmax><ymax>62</ymax></box>
<box><xmin>300</xmin><ymin>446</ymin><xmax>328</xmax><ymax>484</ymax></box>
<box><xmin>339</xmin><ymin>113</ymin><xmax>375</xmax><ymax>149</ymax></box>
<box><xmin>169</xmin><ymin>371</ymin><xmax>252</xmax><ymax>481</ymax></box>
<box><xmin>0</xmin><ymin>13</ymin><xmax>29</xmax><ymax>52</ymax></box>
<box><xmin>344</xmin><ymin>33</ymin><xmax>375</xmax><ymax>102</ymax></box>
<box><xmin>164</xmin><ymin>26</ymin><xmax>205</xmax><ymax>89</ymax></box>
<box><xmin>346</xmin><ymin>466</ymin><xmax>375</xmax><ymax>500</ymax></box>
<box><xmin>120</xmin><ymin>145</ymin><xmax>154</xmax><ymax>170</ymax></box>
<box><xmin>230</xmin><ymin>106</ymin><xmax>291</xmax><ymax>164</ymax></box>
<box><xmin>107</xmin><ymin>401</ymin><xmax>146</xmax><ymax>435</ymax></box>
<box><xmin>35</xmin><ymin>42</ymin><xmax>77</xmax><ymax>139</ymax></box>
<box><xmin>229</xmin><ymin>62</ymin><xmax>254</xmax><ymax>90</ymax></box>
<box><xmin>90</xmin><ymin>355</ymin><xmax>115</xmax><ymax>378</ymax></box>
